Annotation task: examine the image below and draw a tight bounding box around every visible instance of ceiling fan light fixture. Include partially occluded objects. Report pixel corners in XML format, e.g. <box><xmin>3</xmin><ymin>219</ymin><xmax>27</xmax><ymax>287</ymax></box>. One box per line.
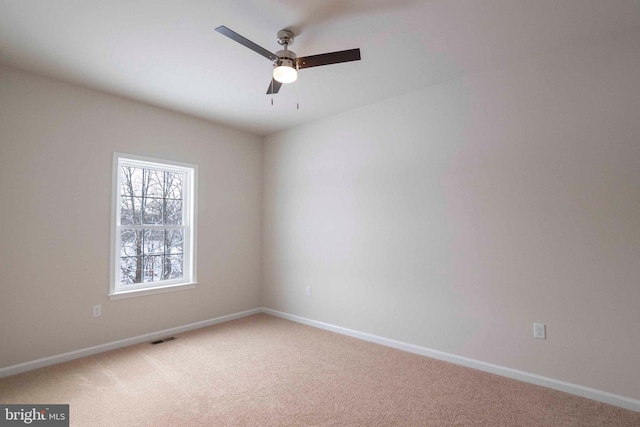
<box><xmin>215</xmin><ymin>26</ymin><xmax>361</xmax><ymax>95</ymax></box>
<box><xmin>273</xmin><ymin>58</ymin><xmax>297</xmax><ymax>83</ymax></box>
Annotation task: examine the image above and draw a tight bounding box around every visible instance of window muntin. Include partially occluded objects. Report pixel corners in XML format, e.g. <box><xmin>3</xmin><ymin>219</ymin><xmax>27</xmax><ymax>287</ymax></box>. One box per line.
<box><xmin>111</xmin><ymin>154</ymin><xmax>196</xmax><ymax>296</ymax></box>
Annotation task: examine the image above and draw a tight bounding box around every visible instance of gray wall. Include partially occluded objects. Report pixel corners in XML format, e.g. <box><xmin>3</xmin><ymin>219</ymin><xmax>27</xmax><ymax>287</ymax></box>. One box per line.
<box><xmin>0</xmin><ymin>64</ymin><xmax>263</xmax><ymax>367</ymax></box>
<box><xmin>262</xmin><ymin>30</ymin><xmax>640</xmax><ymax>400</ymax></box>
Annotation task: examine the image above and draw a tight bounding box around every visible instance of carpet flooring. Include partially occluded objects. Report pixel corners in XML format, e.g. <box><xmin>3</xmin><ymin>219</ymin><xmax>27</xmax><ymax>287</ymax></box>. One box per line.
<box><xmin>1</xmin><ymin>314</ymin><xmax>638</xmax><ymax>426</ymax></box>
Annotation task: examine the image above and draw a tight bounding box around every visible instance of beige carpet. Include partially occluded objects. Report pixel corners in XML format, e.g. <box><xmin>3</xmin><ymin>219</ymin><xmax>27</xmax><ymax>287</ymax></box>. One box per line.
<box><xmin>1</xmin><ymin>314</ymin><xmax>638</xmax><ymax>426</ymax></box>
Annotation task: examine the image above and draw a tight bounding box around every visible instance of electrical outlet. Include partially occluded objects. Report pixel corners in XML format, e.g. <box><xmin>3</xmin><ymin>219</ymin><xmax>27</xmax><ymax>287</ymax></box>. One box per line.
<box><xmin>533</xmin><ymin>323</ymin><xmax>546</xmax><ymax>339</ymax></box>
<box><xmin>93</xmin><ymin>304</ymin><xmax>102</xmax><ymax>317</ymax></box>
<box><xmin>305</xmin><ymin>286</ymin><xmax>312</xmax><ymax>297</ymax></box>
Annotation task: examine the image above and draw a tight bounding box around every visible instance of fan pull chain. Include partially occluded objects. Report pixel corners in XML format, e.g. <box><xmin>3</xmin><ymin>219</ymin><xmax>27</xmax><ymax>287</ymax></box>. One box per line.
<box><xmin>271</xmin><ymin>69</ymin><xmax>274</xmax><ymax>106</ymax></box>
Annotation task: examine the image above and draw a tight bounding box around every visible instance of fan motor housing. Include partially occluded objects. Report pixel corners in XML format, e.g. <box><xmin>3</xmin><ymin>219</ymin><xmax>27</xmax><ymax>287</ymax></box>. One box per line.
<box><xmin>275</xmin><ymin>49</ymin><xmax>297</xmax><ymax>69</ymax></box>
<box><xmin>276</xmin><ymin>49</ymin><xmax>297</xmax><ymax>60</ymax></box>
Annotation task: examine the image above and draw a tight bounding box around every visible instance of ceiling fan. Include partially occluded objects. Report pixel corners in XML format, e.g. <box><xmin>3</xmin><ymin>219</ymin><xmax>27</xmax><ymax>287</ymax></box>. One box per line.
<box><xmin>215</xmin><ymin>26</ymin><xmax>361</xmax><ymax>95</ymax></box>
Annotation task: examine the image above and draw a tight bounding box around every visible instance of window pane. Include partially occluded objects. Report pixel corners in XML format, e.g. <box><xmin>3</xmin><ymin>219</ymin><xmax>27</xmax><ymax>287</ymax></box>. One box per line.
<box><xmin>145</xmin><ymin>169</ymin><xmax>165</xmax><ymax>199</ymax></box>
<box><xmin>142</xmin><ymin>198</ymin><xmax>163</xmax><ymax>225</ymax></box>
<box><xmin>120</xmin><ymin>229</ymin><xmax>142</xmax><ymax>257</ymax></box>
<box><xmin>120</xmin><ymin>256</ymin><xmax>142</xmax><ymax>285</ymax></box>
<box><xmin>143</xmin><ymin>255</ymin><xmax>163</xmax><ymax>282</ymax></box>
<box><xmin>165</xmin><ymin>200</ymin><xmax>183</xmax><ymax>225</ymax></box>
<box><xmin>121</xmin><ymin>166</ymin><xmax>143</xmax><ymax>197</ymax></box>
<box><xmin>165</xmin><ymin>172</ymin><xmax>183</xmax><ymax>200</ymax></box>
<box><xmin>165</xmin><ymin>229</ymin><xmax>184</xmax><ymax>254</ymax></box>
<box><xmin>143</xmin><ymin>230</ymin><xmax>164</xmax><ymax>254</ymax></box>
<box><xmin>120</xmin><ymin>196</ymin><xmax>142</xmax><ymax>225</ymax></box>
<box><xmin>164</xmin><ymin>255</ymin><xmax>183</xmax><ymax>280</ymax></box>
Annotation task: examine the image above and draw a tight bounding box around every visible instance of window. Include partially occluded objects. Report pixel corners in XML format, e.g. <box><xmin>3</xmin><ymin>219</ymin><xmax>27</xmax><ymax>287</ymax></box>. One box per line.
<box><xmin>110</xmin><ymin>153</ymin><xmax>197</xmax><ymax>298</ymax></box>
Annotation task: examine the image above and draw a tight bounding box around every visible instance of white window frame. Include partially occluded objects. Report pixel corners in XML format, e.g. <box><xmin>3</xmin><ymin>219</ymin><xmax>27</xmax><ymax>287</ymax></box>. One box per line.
<box><xmin>109</xmin><ymin>152</ymin><xmax>198</xmax><ymax>299</ymax></box>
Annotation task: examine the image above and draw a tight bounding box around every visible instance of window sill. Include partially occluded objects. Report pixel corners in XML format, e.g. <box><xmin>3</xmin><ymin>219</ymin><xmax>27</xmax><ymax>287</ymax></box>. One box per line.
<box><xmin>109</xmin><ymin>282</ymin><xmax>198</xmax><ymax>300</ymax></box>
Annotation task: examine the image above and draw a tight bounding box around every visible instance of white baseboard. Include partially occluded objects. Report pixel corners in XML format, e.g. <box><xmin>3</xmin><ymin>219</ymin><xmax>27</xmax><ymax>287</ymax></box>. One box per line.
<box><xmin>261</xmin><ymin>308</ymin><xmax>640</xmax><ymax>413</ymax></box>
<box><xmin>0</xmin><ymin>308</ymin><xmax>261</xmax><ymax>379</ymax></box>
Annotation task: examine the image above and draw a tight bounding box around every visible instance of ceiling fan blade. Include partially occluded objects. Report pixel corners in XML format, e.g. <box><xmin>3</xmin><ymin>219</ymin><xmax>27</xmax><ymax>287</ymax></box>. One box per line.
<box><xmin>215</xmin><ymin>26</ymin><xmax>277</xmax><ymax>61</ymax></box>
<box><xmin>297</xmin><ymin>48</ymin><xmax>361</xmax><ymax>69</ymax></box>
<box><xmin>266</xmin><ymin>78</ymin><xmax>283</xmax><ymax>95</ymax></box>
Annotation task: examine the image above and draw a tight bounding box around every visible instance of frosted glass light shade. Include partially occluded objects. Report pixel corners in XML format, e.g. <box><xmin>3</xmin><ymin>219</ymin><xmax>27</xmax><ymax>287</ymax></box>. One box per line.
<box><xmin>273</xmin><ymin>65</ymin><xmax>297</xmax><ymax>84</ymax></box>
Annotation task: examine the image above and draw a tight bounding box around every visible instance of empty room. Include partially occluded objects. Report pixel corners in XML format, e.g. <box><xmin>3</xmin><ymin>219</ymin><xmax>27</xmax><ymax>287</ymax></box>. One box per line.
<box><xmin>1</xmin><ymin>0</ymin><xmax>639</xmax><ymax>425</ymax></box>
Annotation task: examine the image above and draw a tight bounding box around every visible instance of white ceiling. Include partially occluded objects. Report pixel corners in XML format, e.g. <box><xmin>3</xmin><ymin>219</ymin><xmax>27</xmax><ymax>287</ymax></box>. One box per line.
<box><xmin>1</xmin><ymin>0</ymin><xmax>639</xmax><ymax>136</ymax></box>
